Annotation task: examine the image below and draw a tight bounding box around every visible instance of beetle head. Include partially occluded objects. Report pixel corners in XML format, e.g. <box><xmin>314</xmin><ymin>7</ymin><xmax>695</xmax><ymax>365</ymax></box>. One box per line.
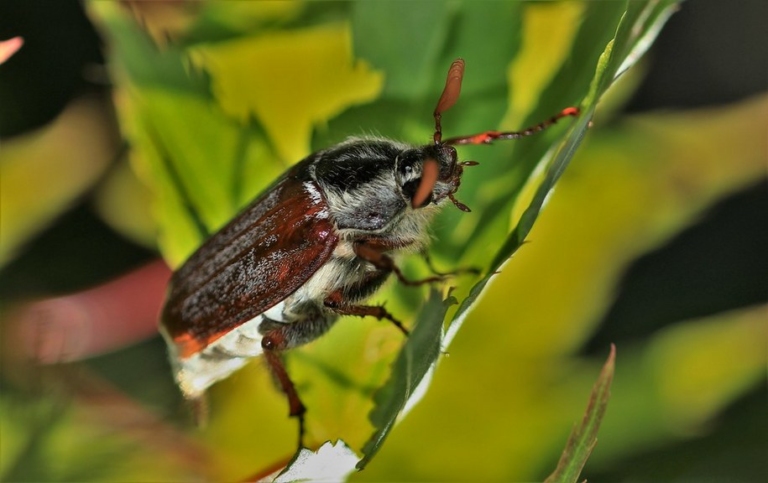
<box><xmin>396</xmin><ymin>144</ymin><xmax>469</xmax><ymax>211</ymax></box>
<box><xmin>397</xmin><ymin>58</ymin><xmax>578</xmax><ymax>213</ymax></box>
<box><xmin>403</xmin><ymin>58</ymin><xmax>473</xmax><ymax>212</ymax></box>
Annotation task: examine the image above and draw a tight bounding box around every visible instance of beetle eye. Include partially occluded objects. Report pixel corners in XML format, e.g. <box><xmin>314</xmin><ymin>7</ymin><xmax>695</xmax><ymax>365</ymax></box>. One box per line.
<box><xmin>396</xmin><ymin>151</ymin><xmax>421</xmax><ymax>182</ymax></box>
<box><xmin>396</xmin><ymin>149</ymin><xmax>434</xmax><ymax>207</ymax></box>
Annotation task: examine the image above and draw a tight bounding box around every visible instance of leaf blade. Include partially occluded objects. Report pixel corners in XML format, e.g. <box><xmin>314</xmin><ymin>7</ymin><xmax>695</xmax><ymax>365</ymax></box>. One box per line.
<box><xmin>356</xmin><ymin>289</ymin><xmax>456</xmax><ymax>470</ymax></box>
<box><xmin>544</xmin><ymin>345</ymin><xmax>616</xmax><ymax>483</ymax></box>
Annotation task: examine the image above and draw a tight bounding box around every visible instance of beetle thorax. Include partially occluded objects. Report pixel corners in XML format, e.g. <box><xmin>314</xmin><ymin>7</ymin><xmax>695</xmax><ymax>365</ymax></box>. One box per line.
<box><xmin>310</xmin><ymin>138</ymin><xmax>457</xmax><ymax>252</ymax></box>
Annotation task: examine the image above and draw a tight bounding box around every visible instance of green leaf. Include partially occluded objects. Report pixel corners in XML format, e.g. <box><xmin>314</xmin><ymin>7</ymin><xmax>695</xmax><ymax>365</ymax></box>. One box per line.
<box><xmin>356</xmin><ymin>289</ymin><xmax>456</xmax><ymax>469</ymax></box>
<box><xmin>190</xmin><ymin>23</ymin><xmax>384</xmax><ymax>163</ymax></box>
<box><xmin>445</xmin><ymin>0</ymin><xmax>680</xmax><ymax>350</ymax></box>
<box><xmin>590</xmin><ymin>304</ymin><xmax>767</xmax><ymax>467</ymax></box>
<box><xmin>354</xmin><ymin>93</ymin><xmax>767</xmax><ymax>483</ymax></box>
<box><xmin>0</xmin><ymin>96</ymin><xmax>121</xmax><ymax>266</ymax></box>
<box><xmin>352</xmin><ymin>2</ymin><xmax>454</xmax><ymax>101</ymax></box>
<box><xmin>126</xmin><ymin>89</ymin><xmax>281</xmax><ymax>266</ymax></box>
<box><xmin>544</xmin><ymin>345</ymin><xmax>616</xmax><ymax>483</ymax></box>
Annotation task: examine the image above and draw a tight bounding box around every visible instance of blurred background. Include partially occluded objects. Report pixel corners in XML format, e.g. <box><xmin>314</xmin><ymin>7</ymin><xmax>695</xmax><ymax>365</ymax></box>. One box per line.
<box><xmin>0</xmin><ymin>0</ymin><xmax>765</xmax><ymax>481</ymax></box>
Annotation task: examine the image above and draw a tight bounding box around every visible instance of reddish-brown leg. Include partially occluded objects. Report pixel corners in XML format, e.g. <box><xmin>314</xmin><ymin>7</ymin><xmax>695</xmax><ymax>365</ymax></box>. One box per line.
<box><xmin>325</xmin><ymin>299</ymin><xmax>409</xmax><ymax>335</ymax></box>
<box><xmin>189</xmin><ymin>394</ymin><xmax>209</xmax><ymax>428</ymax></box>
<box><xmin>262</xmin><ymin>332</ymin><xmax>306</xmax><ymax>449</ymax></box>
<box><xmin>422</xmin><ymin>252</ymin><xmax>480</xmax><ymax>278</ymax></box>
<box><xmin>354</xmin><ymin>242</ymin><xmax>444</xmax><ymax>287</ymax></box>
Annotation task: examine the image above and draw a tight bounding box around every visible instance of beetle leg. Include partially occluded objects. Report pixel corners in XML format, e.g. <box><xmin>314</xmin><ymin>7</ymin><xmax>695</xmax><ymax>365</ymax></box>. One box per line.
<box><xmin>354</xmin><ymin>242</ymin><xmax>444</xmax><ymax>287</ymax></box>
<box><xmin>422</xmin><ymin>252</ymin><xmax>481</xmax><ymax>278</ymax></box>
<box><xmin>189</xmin><ymin>394</ymin><xmax>209</xmax><ymax>428</ymax></box>
<box><xmin>325</xmin><ymin>299</ymin><xmax>409</xmax><ymax>336</ymax></box>
<box><xmin>261</xmin><ymin>332</ymin><xmax>306</xmax><ymax>450</ymax></box>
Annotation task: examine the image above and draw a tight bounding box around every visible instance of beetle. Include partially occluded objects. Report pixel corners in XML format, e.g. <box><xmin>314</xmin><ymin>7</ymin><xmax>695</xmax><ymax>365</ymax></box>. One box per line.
<box><xmin>159</xmin><ymin>59</ymin><xmax>578</xmax><ymax>445</ymax></box>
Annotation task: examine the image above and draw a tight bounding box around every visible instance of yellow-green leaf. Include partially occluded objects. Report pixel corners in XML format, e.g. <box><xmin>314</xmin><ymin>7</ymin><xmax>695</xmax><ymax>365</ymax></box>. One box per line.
<box><xmin>354</xmin><ymin>94</ymin><xmax>767</xmax><ymax>482</ymax></box>
<box><xmin>0</xmin><ymin>97</ymin><xmax>119</xmax><ymax>265</ymax></box>
<box><xmin>190</xmin><ymin>23</ymin><xmax>384</xmax><ymax>163</ymax></box>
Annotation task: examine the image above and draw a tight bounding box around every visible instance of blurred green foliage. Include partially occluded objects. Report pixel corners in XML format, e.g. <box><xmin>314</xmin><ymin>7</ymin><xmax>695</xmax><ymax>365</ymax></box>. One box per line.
<box><xmin>1</xmin><ymin>0</ymin><xmax>765</xmax><ymax>481</ymax></box>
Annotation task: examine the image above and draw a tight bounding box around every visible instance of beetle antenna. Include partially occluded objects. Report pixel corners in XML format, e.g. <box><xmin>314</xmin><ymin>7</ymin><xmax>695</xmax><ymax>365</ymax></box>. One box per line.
<box><xmin>411</xmin><ymin>158</ymin><xmax>439</xmax><ymax>209</ymax></box>
<box><xmin>433</xmin><ymin>59</ymin><xmax>465</xmax><ymax>145</ymax></box>
<box><xmin>442</xmin><ymin>107</ymin><xmax>579</xmax><ymax>145</ymax></box>
<box><xmin>412</xmin><ymin>59</ymin><xmax>466</xmax><ymax>209</ymax></box>
<box><xmin>449</xmin><ymin>193</ymin><xmax>471</xmax><ymax>212</ymax></box>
